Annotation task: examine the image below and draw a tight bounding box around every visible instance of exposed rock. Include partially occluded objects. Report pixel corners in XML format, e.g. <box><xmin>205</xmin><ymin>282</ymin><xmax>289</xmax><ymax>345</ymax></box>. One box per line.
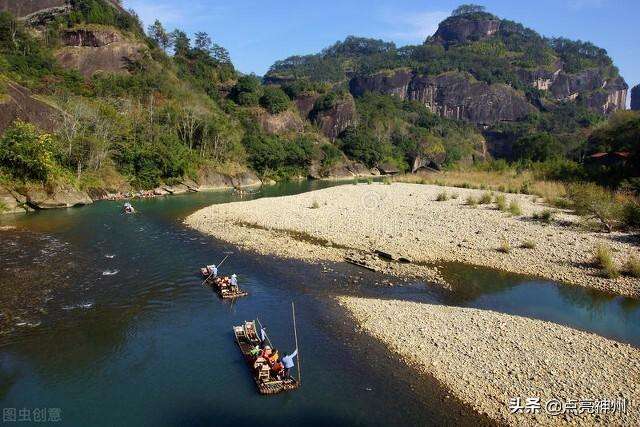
<box><xmin>351</xmin><ymin>71</ymin><xmax>534</xmax><ymax>125</ymax></box>
<box><xmin>294</xmin><ymin>93</ymin><xmax>320</xmax><ymax>118</ymax></box>
<box><xmin>163</xmin><ymin>183</ymin><xmax>190</xmax><ymax>195</ymax></box>
<box><xmin>432</xmin><ymin>15</ymin><xmax>500</xmax><ymax>45</ymax></box>
<box><xmin>255</xmin><ymin>109</ymin><xmax>304</xmax><ymax>134</ymax></box>
<box><xmin>0</xmin><ymin>78</ymin><xmax>61</xmax><ymax>133</ymax></box>
<box><xmin>310</xmin><ymin>95</ymin><xmax>357</xmax><ymax>140</ymax></box>
<box><xmin>61</xmin><ymin>27</ymin><xmax>123</xmax><ymax>47</ymax></box>
<box><xmin>631</xmin><ymin>84</ymin><xmax>640</xmax><ymax>111</ymax></box>
<box><xmin>309</xmin><ymin>158</ymin><xmax>373</xmax><ymax>179</ymax></box>
<box><xmin>24</xmin><ymin>185</ymin><xmax>93</xmax><ymax>209</ymax></box>
<box><xmin>55</xmin><ymin>32</ymin><xmax>147</xmax><ymax>78</ymax></box>
<box><xmin>516</xmin><ymin>67</ymin><xmax>561</xmax><ymax>91</ymax></box>
<box><xmin>377</xmin><ymin>162</ymin><xmax>400</xmax><ymax>175</ymax></box>
<box><xmin>0</xmin><ymin>186</ymin><xmax>27</xmax><ymax>214</ymax></box>
<box><xmin>0</xmin><ymin>0</ymin><xmax>123</xmax><ymax>25</ymax></box>
<box><xmin>196</xmin><ymin>166</ymin><xmax>261</xmax><ymax>190</ymax></box>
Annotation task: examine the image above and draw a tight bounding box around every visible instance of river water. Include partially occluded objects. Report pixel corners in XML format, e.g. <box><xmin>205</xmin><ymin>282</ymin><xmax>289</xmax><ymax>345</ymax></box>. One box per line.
<box><xmin>0</xmin><ymin>180</ymin><xmax>638</xmax><ymax>426</ymax></box>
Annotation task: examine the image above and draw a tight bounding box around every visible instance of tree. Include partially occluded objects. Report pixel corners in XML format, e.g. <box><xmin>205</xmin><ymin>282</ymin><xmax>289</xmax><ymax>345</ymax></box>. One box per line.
<box><xmin>210</xmin><ymin>43</ymin><xmax>231</xmax><ymax>64</ymax></box>
<box><xmin>0</xmin><ymin>120</ymin><xmax>57</xmax><ymax>181</ymax></box>
<box><xmin>512</xmin><ymin>132</ymin><xmax>563</xmax><ymax>162</ymax></box>
<box><xmin>231</xmin><ymin>75</ymin><xmax>262</xmax><ymax>106</ymax></box>
<box><xmin>194</xmin><ymin>31</ymin><xmax>212</xmax><ymax>52</ymax></box>
<box><xmin>171</xmin><ymin>29</ymin><xmax>190</xmax><ymax>56</ymax></box>
<box><xmin>260</xmin><ymin>86</ymin><xmax>290</xmax><ymax>114</ymax></box>
<box><xmin>452</xmin><ymin>4</ymin><xmax>486</xmax><ymax>16</ymax></box>
<box><xmin>147</xmin><ymin>20</ymin><xmax>171</xmax><ymax>52</ymax></box>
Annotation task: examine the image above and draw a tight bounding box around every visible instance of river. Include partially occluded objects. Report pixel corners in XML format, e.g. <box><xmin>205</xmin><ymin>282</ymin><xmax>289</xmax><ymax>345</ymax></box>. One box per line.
<box><xmin>1</xmin><ymin>180</ymin><xmax>638</xmax><ymax>426</ymax></box>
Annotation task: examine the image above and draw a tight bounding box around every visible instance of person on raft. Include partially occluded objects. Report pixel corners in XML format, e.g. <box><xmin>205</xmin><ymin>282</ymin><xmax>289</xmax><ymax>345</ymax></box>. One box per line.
<box><xmin>230</xmin><ymin>274</ymin><xmax>238</xmax><ymax>289</ymax></box>
<box><xmin>260</xmin><ymin>325</ymin><xmax>267</xmax><ymax>347</ymax></box>
<box><xmin>206</xmin><ymin>264</ymin><xmax>218</xmax><ymax>277</ymax></box>
<box><xmin>281</xmin><ymin>349</ymin><xmax>298</xmax><ymax>379</ymax></box>
<box><xmin>123</xmin><ymin>202</ymin><xmax>135</xmax><ymax>213</ymax></box>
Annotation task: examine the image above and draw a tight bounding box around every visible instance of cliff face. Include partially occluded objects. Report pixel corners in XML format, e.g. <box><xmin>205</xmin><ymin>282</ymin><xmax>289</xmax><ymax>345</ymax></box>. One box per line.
<box><xmin>309</xmin><ymin>96</ymin><xmax>358</xmax><ymax>140</ymax></box>
<box><xmin>55</xmin><ymin>27</ymin><xmax>147</xmax><ymax>78</ymax></box>
<box><xmin>0</xmin><ymin>79</ymin><xmax>61</xmax><ymax>132</ymax></box>
<box><xmin>432</xmin><ymin>15</ymin><xmax>500</xmax><ymax>45</ymax></box>
<box><xmin>632</xmin><ymin>85</ymin><xmax>640</xmax><ymax>111</ymax></box>
<box><xmin>350</xmin><ymin>71</ymin><xmax>534</xmax><ymax>125</ymax></box>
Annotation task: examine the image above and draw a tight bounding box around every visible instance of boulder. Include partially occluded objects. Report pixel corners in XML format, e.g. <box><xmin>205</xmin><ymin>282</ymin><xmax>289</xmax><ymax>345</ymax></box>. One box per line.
<box><xmin>230</xmin><ymin>171</ymin><xmax>262</xmax><ymax>188</ymax></box>
<box><xmin>0</xmin><ymin>186</ymin><xmax>27</xmax><ymax>214</ymax></box>
<box><xmin>196</xmin><ymin>167</ymin><xmax>261</xmax><ymax>190</ymax></box>
<box><xmin>311</xmin><ymin>159</ymin><xmax>372</xmax><ymax>179</ymax></box>
<box><xmin>630</xmin><ymin>84</ymin><xmax>640</xmax><ymax>111</ymax></box>
<box><xmin>24</xmin><ymin>185</ymin><xmax>92</xmax><ymax>209</ymax></box>
<box><xmin>377</xmin><ymin>162</ymin><xmax>400</xmax><ymax>175</ymax></box>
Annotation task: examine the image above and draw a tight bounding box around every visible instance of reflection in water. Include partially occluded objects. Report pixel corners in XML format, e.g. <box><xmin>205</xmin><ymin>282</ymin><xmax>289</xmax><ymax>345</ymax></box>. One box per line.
<box><xmin>0</xmin><ymin>180</ymin><xmax>638</xmax><ymax>426</ymax></box>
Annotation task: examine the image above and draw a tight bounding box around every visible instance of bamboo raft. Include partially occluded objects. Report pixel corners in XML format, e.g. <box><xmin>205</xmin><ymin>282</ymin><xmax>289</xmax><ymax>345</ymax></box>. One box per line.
<box><xmin>233</xmin><ymin>321</ymin><xmax>299</xmax><ymax>395</ymax></box>
<box><xmin>201</xmin><ymin>270</ymin><xmax>248</xmax><ymax>299</ymax></box>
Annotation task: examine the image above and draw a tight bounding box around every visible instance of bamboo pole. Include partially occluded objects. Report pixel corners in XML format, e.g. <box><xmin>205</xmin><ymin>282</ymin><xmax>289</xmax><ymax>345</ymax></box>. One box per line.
<box><xmin>201</xmin><ymin>255</ymin><xmax>229</xmax><ymax>286</ymax></box>
<box><xmin>256</xmin><ymin>317</ymin><xmax>273</xmax><ymax>348</ymax></box>
<box><xmin>292</xmin><ymin>301</ymin><xmax>301</xmax><ymax>385</ymax></box>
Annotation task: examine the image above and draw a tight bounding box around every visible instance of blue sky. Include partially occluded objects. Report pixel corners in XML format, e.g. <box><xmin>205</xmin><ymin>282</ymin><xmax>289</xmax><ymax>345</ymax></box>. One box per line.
<box><xmin>124</xmin><ymin>0</ymin><xmax>639</xmax><ymax>98</ymax></box>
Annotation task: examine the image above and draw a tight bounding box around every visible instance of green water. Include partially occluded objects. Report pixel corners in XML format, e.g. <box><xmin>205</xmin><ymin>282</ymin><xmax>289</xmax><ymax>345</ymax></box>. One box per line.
<box><xmin>0</xmin><ymin>180</ymin><xmax>638</xmax><ymax>426</ymax></box>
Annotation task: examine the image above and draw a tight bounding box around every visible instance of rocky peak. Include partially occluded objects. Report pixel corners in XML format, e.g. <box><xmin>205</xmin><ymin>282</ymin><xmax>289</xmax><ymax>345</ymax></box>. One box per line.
<box><xmin>432</xmin><ymin>14</ymin><xmax>500</xmax><ymax>45</ymax></box>
<box><xmin>632</xmin><ymin>84</ymin><xmax>640</xmax><ymax>111</ymax></box>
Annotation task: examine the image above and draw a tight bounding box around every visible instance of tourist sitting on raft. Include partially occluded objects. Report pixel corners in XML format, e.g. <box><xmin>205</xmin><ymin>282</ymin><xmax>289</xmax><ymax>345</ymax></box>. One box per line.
<box><xmin>205</xmin><ymin>264</ymin><xmax>218</xmax><ymax>277</ymax></box>
<box><xmin>250</xmin><ymin>344</ymin><xmax>297</xmax><ymax>380</ymax></box>
<box><xmin>123</xmin><ymin>202</ymin><xmax>135</xmax><ymax>214</ymax></box>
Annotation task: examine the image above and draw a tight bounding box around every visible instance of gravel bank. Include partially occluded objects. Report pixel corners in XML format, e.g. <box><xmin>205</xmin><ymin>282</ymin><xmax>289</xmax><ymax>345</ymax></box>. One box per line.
<box><xmin>185</xmin><ymin>183</ymin><xmax>640</xmax><ymax>297</ymax></box>
<box><xmin>338</xmin><ymin>296</ymin><xmax>640</xmax><ymax>426</ymax></box>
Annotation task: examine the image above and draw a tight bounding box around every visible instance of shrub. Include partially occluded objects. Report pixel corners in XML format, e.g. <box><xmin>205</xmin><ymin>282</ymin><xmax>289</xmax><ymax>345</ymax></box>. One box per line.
<box><xmin>367</xmin><ymin>178</ymin><xmax>373</xmax><ymax>185</ymax></box>
<box><xmin>436</xmin><ymin>191</ymin><xmax>449</xmax><ymax>201</ymax></box>
<box><xmin>622</xmin><ymin>201</ymin><xmax>640</xmax><ymax>230</ymax></box>
<box><xmin>509</xmin><ymin>200</ymin><xmax>522</xmax><ymax>216</ymax></box>
<box><xmin>566</xmin><ymin>183</ymin><xmax>622</xmax><ymax>233</ymax></box>
<box><xmin>466</xmin><ymin>195</ymin><xmax>479</xmax><ymax>207</ymax></box>
<box><xmin>498</xmin><ymin>238</ymin><xmax>512</xmax><ymax>253</ymax></box>
<box><xmin>383</xmin><ymin>177</ymin><xmax>392</xmax><ymax>185</ymax></box>
<box><xmin>521</xmin><ymin>240</ymin><xmax>536</xmax><ymax>249</ymax></box>
<box><xmin>495</xmin><ymin>194</ymin><xmax>507</xmax><ymax>211</ymax></box>
<box><xmin>0</xmin><ymin>120</ymin><xmax>57</xmax><ymax>182</ymax></box>
<box><xmin>479</xmin><ymin>192</ymin><xmax>493</xmax><ymax>204</ymax></box>
<box><xmin>593</xmin><ymin>245</ymin><xmax>619</xmax><ymax>279</ymax></box>
<box><xmin>310</xmin><ymin>200</ymin><xmax>320</xmax><ymax>209</ymax></box>
<box><xmin>451</xmin><ymin>193</ymin><xmax>459</xmax><ymax>199</ymax></box>
<box><xmin>260</xmin><ymin>86</ymin><xmax>291</xmax><ymax>114</ymax></box>
<box><xmin>625</xmin><ymin>256</ymin><xmax>640</xmax><ymax>278</ymax></box>
<box><xmin>532</xmin><ymin>209</ymin><xmax>554</xmax><ymax>224</ymax></box>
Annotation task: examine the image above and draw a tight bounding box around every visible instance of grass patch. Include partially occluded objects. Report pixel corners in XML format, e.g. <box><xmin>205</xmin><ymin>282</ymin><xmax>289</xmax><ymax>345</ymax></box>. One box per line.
<box><xmin>593</xmin><ymin>244</ymin><xmax>620</xmax><ymax>279</ymax></box>
<box><xmin>436</xmin><ymin>191</ymin><xmax>449</xmax><ymax>202</ymax></box>
<box><xmin>465</xmin><ymin>195</ymin><xmax>479</xmax><ymax>207</ymax></box>
<box><xmin>479</xmin><ymin>192</ymin><xmax>493</xmax><ymax>204</ymax></box>
<box><xmin>532</xmin><ymin>209</ymin><xmax>554</xmax><ymax>224</ymax></box>
<box><xmin>495</xmin><ymin>194</ymin><xmax>507</xmax><ymax>211</ymax></box>
<box><xmin>521</xmin><ymin>240</ymin><xmax>536</xmax><ymax>249</ymax></box>
<box><xmin>625</xmin><ymin>256</ymin><xmax>640</xmax><ymax>278</ymax></box>
<box><xmin>509</xmin><ymin>200</ymin><xmax>522</xmax><ymax>216</ymax></box>
<box><xmin>497</xmin><ymin>238</ymin><xmax>512</xmax><ymax>253</ymax></box>
<box><xmin>383</xmin><ymin>177</ymin><xmax>392</xmax><ymax>185</ymax></box>
<box><xmin>310</xmin><ymin>200</ymin><xmax>320</xmax><ymax>209</ymax></box>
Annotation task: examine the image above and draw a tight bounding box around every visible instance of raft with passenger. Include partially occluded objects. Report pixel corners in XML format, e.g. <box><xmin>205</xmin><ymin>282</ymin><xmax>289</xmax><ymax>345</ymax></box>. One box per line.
<box><xmin>233</xmin><ymin>320</ymin><xmax>299</xmax><ymax>395</ymax></box>
<box><xmin>201</xmin><ymin>265</ymin><xmax>248</xmax><ymax>299</ymax></box>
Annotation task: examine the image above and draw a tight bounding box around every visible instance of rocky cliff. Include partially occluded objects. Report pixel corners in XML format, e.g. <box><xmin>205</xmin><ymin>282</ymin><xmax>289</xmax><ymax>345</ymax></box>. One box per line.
<box><xmin>632</xmin><ymin>84</ymin><xmax>640</xmax><ymax>111</ymax></box>
<box><xmin>0</xmin><ymin>0</ymin><xmax>122</xmax><ymax>24</ymax></box>
<box><xmin>0</xmin><ymin>79</ymin><xmax>61</xmax><ymax>132</ymax></box>
<box><xmin>432</xmin><ymin>14</ymin><xmax>500</xmax><ymax>45</ymax></box>
<box><xmin>309</xmin><ymin>95</ymin><xmax>358</xmax><ymax>140</ymax></box>
<box><xmin>55</xmin><ymin>27</ymin><xmax>147</xmax><ymax>78</ymax></box>
<box><xmin>350</xmin><ymin>70</ymin><xmax>534</xmax><ymax>125</ymax></box>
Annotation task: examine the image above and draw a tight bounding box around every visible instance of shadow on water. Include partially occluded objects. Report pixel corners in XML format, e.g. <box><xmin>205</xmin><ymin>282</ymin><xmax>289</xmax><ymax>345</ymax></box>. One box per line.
<box><xmin>0</xmin><ymin>179</ymin><xmax>638</xmax><ymax>426</ymax></box>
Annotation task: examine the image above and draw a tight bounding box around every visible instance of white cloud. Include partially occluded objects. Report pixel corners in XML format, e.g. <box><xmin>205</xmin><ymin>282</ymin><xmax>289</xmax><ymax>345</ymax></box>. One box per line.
<box><xmin>382</xmin><ymin>10</ymin><xmax>449</xmax><ymax>43</ymax></box>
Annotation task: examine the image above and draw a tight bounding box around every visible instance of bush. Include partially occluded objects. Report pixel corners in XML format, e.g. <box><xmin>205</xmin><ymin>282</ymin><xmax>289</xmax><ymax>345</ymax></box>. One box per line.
<box><xmin>436</xmin><ymin>191</ymin><xmax>449</xmax><ymax>201</ymax></box>
<box><xmin>479</xmin><ymin>192</ymin><xmax>493</xmax><ymax>204</ymax></box>
<box><xmin>566</xmin><ymin>183</ymin><xmax>622</xmax><ymax>233</ymax></box>
<box><xmin>0</xmin><ymin>120</ymin><xmax>57</xmax><ymax>182</ymax></box>
<box><xmin>622</xmin><ymin>201</ymin><xmax>640</xmax><ymax>230</ymax></box>
<box><xmin>498</xmin><ymin>238</ymin><xmax>512</xmax><ymax>253</ymax></box>
<box><xmin>260</xmin><ymin>86</ymin><xmax>290</xmax><ymax>114</ymax></box>
<box><xmin>521</xmin><ymin>240</ymin><xmax>536</xmax><ymax>249</ymax></box>
<box><xmin>532</xmin><ymin>209</ymin><xmax>554</xmax><ymax>224</ymax></box>
<box><xmin>466</xmin><ymin>195</ymin><xmax>479</xmax><ymax>207</ymax></box>
<box><xmin>509</xmin><ymin>200</ymin><xmax>522</xmax><ymax>216</ymax></box>
<box><xmin>495</xmin><ymin>194</ymin><xmax>507</xmax><ymax>211</ymax></box>
<box><xmin>625</xmin><ymin>256</ymin><xmax>640</xmax><ymax>278</ymax></box>
<box><xmin>310</xmin><ymin>200</ymin><xmax>320</xmax><ymax>209</ymax></box>
<box><xmin>593</xmin><ymin>244</ymin><xmax>619</xmax><ymax>279</ymax></box>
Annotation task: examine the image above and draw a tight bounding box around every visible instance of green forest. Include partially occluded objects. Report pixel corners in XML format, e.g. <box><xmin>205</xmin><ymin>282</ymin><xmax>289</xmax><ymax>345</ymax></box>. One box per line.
<box><xmin>0</xmin><ymin>1</ymin><xmax>638</xmax><ymax>198</ymax></box>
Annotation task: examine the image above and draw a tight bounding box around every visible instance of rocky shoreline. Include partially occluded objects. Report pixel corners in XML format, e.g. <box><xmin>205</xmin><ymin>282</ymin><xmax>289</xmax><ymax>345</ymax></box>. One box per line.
<box><xmin>337</xmin><ymin>296</ymin><xmax>640</xmax><ymax>426</ymax></box>
<box><xmin>185</xmin><ymin>182</ymin><xmax>640</xmax><ymax>298</ymax></box>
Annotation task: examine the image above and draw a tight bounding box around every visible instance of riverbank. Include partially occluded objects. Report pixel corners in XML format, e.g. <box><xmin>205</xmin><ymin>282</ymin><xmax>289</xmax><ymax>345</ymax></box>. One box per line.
<box><xmin>185</xmin><ymin>182</ymin><xmax>640</xmax><ymax>297</ymax></box>
<box><xmin>337</xmin><ymin>296</ymin><xmax>640</xmax><ymax>426</ymax></box>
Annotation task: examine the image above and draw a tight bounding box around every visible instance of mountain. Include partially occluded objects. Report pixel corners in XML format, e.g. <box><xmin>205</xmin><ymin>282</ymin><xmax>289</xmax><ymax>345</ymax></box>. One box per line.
<box><xmin>265</xmin><ymin>6</ymin><xmax>630</xmax><ymax>160</ymax></box>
